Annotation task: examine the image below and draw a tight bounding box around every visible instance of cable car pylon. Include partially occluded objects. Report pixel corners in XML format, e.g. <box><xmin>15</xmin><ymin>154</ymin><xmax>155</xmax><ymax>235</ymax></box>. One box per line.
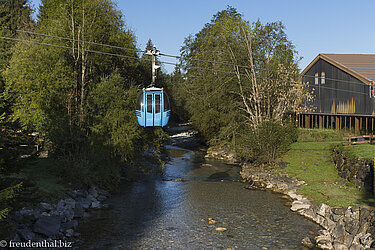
<box><xmin>136</xmin><ymin>45</ymin><xmax>170</xmax><ymax>127</ymax></box>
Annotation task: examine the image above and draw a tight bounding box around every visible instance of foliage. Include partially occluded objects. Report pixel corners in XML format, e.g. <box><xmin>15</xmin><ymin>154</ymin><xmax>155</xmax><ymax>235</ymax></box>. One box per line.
<box><xmin>3</xmin><ymin>0</ymin><xmax>167</xmax><ymax>189</ymax></box>
<box><xmin>0</xmin><ymin>182</ymin><xmax>22</xmax><ymax>220</ymax></box>
<box><xmin>172</xmin><ymin>6</ymin><xmax>306</xmax><ymax>163</ymax></box>
<box><xmin>89</xmin><ymin>71</ymin><xmax>167</xmax><ymax>161</ymax></box>
<box><xmin>236</xmin><ymin>120</ymin><xmax>298</xmax><ymax>164</ymax></box>
<box><xmin>177</xmin><ymin>7</ymin><xmax>246</xmax><ymax>142</ymax></box>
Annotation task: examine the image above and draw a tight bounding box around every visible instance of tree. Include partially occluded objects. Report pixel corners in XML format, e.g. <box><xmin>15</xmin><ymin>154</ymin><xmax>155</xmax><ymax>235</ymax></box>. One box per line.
<box><xmin>0</xmin><ymin>0</ymin><xmax>33</xmax><ymax>222</ymax></box>
<box><xmin>232</xmin><ymin>21</ymin><xmax>303</xmax><ymax>130</ymax></box>
<box><xmin>177</xmin><ymin>7</ymin><xmax>307</xmax><ymax>163</ymax></box>
<box><xmin>179</xmin><ymin>6</ymin><xmax>248</xmax><ymax>142</ymax></box>
<box><xmin>0</xmin><ymin>0</ymin><xmax>33</xmax><ymax>130</ymax></box>
<box><xmin>5</xmin><ymin>0</ymin><xmax>167</xmax><ymax>187</ymax></box>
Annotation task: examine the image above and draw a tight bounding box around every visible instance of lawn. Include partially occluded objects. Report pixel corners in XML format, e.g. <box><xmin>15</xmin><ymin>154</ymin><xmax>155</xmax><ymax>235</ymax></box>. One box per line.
<box><xmin>278</xmin><ymin>129</ymin><xmax>375</xmax><ymax>208</ymax></box>
<box><xmin>1</xmin><ymin>157</ymin><xmax>68</xmax><ymax>206</ymax></box>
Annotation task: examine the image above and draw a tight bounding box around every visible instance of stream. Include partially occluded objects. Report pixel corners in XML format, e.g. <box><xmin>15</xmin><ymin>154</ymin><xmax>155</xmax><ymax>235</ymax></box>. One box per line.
<box><xmin>77</xmin><ymin>131</ymin><xmax>321</xmax><ymax>249</ymax></box>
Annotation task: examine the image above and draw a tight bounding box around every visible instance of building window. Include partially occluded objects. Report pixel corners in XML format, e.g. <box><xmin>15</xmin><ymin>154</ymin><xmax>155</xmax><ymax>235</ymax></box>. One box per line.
<box><xmin>315</xmin><ymin>73</ymin><xmax>319</xmax><ymax>85</ymax></box>
<box><xmin>321</xmin><ymin>72</ymin><xmax>325</xmax><ymax>84</ymax></box>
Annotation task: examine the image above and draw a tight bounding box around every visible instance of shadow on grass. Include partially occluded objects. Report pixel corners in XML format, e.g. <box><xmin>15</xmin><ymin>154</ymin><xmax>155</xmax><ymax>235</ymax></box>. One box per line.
<box><xmin>357</xmin><ymin>191</ymin><xmax>375</xmax><ymax>208</ymax></box>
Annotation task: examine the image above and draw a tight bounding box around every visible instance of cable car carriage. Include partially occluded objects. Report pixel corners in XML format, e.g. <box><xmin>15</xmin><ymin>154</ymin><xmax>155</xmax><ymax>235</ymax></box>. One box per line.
<box><xmin>136</xmin><ymin>87</ymin><xmax>170</xmax><ymax>127</ymax></box>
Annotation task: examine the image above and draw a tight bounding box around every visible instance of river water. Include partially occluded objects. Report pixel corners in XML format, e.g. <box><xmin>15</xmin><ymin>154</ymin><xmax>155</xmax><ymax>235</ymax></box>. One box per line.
<box><xmin>77</xmin><ymin>143</ymin><xmax>321</xmax><ymax>249</ymax></box>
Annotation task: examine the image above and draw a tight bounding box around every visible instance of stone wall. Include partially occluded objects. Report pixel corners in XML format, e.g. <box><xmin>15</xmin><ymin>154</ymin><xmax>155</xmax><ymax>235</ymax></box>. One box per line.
<box><xmin>332</xmin><ymin>147</ymin><xmax>374</xmax><ymax>193</ymax></box>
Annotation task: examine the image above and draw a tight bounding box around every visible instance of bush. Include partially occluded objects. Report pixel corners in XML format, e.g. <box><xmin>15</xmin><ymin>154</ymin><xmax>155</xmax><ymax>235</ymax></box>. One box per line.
<box><xmin>237</xmin><ymin>120</ymin><xmax>298</xmax><ymax>165</ymax></box>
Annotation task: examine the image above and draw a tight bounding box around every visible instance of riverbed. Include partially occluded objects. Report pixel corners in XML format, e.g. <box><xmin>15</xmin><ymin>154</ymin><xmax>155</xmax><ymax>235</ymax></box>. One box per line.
<box><xmin>77</xmin><ymin>139</ymin><xmax>321</xmax><ymax>249</ymax></box>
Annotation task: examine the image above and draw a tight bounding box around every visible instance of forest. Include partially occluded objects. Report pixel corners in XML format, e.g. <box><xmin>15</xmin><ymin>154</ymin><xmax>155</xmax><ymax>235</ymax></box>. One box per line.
<box><xmin>0</xmin><ymin>1</ymin><xmax>308</xmax><ymax>222</ymax></box>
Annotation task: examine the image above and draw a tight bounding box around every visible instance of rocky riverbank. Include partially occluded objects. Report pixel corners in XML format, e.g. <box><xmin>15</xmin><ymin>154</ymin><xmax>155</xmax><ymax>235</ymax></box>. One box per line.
<box><xmin>240</xmin><ymin>163</ymin><xmax>375</xmax><ymax>250</ymax></box>
<box><xmin>6</xmin><ymin>186</ymin><xmax>110</xmax><ymax>246</ymax></box>
<box><xmin>205</xmin><ymin>145</ymin><xmax>374</xmax><ymax>250</ymax></box>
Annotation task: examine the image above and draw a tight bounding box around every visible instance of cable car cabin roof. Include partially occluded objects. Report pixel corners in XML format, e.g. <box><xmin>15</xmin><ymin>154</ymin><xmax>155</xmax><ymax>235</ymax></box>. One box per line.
<box><xmin>143</xmin><ymin>86</ymin><xmax>164</xmax><ymax>92</ymax></box>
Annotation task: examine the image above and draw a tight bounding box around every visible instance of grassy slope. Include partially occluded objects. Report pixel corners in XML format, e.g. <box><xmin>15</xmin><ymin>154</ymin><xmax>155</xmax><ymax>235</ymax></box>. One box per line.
<box><xmin>279</xmin><ymin>129</ymin><xmax>375</xmax><ymax>208</ymax></box>
<box><xmin>1</xmin><ymin>157</ymin><xmax>67</xmax><ymax>206</ymax></box>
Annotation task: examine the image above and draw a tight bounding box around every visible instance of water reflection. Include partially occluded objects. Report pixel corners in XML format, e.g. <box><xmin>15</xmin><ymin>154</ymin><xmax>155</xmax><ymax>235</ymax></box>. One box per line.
<box><xmin>77</xmin><ymin>145</ymin><xmax>321</xmax><ymax>249</ymax></box>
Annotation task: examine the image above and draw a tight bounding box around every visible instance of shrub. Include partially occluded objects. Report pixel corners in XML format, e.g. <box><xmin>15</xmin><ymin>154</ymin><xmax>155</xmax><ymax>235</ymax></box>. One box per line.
<box><xmin>237</xmin><ymin>120</ymin><xmax>298</xmax><ymax>165</ymax></box>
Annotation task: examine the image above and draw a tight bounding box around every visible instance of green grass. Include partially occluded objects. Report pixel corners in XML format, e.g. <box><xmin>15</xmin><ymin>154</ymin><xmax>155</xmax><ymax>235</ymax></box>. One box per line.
<box><xmin>21</xmin><ymin>158</ymin><xmax>67</xmax><ymax>202</ymax></box>
<box><xmin>278</xmin><ymin>128</ymin><xmax>375</xmax><ymax>208</ymax></box>
<box><xmin>1</xmin><ymin>158</ymin><xmax>68</xmax><ymax>205</ymax></box>
<box><xmin>343</xmin><ymin>144</ymin><xmax>375</xmax><ymax>160</ymax></box>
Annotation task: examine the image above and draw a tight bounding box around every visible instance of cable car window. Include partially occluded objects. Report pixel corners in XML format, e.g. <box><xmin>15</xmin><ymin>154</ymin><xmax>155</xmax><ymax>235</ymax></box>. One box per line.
<box><xmin>147</xmin><ymin>94</ymin><xmax>152</xmax><ymax>113</ymax></box>
<box><xmin>155</xmin><ymin>94</ymin><xmax>160</xmax><ymax>113</ymax></box>
<box><xmin>164</xmin><ymin>93</ymin><xmax>170</xmax><ymax>111</ymax></box>
<box><xmin>136</xmin><ymin>92</ymin><xmax>144</xmax><ymax>112</ymax></box>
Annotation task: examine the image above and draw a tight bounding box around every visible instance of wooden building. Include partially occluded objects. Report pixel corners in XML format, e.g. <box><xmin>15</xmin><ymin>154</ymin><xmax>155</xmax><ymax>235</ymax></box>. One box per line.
<box><xmin>299</xmin><ymin>54</ymin><xmax>375</xmax><ymax>133</ymax></box>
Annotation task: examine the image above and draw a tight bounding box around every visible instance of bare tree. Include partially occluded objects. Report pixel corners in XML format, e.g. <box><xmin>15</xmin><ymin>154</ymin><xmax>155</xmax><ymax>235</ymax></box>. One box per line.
<box><xmin>229</xmin><ymin>25</ymin><xmax>311</xmax><ymax>130</ymax></box>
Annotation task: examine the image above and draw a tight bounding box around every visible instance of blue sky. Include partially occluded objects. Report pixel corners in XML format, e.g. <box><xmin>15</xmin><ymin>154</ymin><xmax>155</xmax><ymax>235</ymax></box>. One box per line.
<box><xmin>29</xmin><ymin>0</ymin><xmax>375</xmax><ymax>73</ymax></box>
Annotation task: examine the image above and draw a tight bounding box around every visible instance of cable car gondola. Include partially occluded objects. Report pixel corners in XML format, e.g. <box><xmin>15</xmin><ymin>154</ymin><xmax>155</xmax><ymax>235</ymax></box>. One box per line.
<box><xmin>136</xmin><ymin>45</ymin><xmax>171</xmax><ymax>127</ymax></box>
<box><xmin>136</xmin><ymin>87</ymin><xmax>170</xmax><ymax>127</ymax></box>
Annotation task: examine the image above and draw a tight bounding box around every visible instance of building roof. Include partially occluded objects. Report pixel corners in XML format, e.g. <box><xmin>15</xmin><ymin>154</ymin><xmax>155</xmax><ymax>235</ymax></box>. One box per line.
<box><xmin>301</xmin><ymin>54</ymin><xmax>375</xmax><ymax>85</ymax></box>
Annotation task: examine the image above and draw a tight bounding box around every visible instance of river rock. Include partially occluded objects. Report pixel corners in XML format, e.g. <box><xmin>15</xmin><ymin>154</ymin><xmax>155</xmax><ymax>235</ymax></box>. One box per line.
<box><xmin>301</xmin><ymin>237</ymin><xmax>315</xmax><ymax>248</ymax></box>
<box><xmin>333</xmin><ymin>241</ymin><xmax>348</xmax><ymax>250</ymax></box>
<box><xmin>88</xmin><ymin>187</ymin><xmax>98</xmax><ymax>198</ymax></box>
<box><xmin>16</xmin><ymin>228</ymin><xmax>36</xmax><ymax>241</ymax></box>
<box><xmin>39</xmin><ymin>203</ymin><xmax>54</xmax><ymax>212</ymax></box>
<box><xmin>359</xmin><ymin>233</ymin><xmax>373</xmax><ymax>248</ymax></box>
<box><xmin>64</xmin><ymin>198</ymin><xmax>76</xmax><ymax>210</ymax></box>
<box><xmin>346</xmin><ymin>220</ymin><xmax>360</xmax><ymax>235</ymax></box>
<box><xmin>332</xmin><ymin>222</ymin><xmax>346</xmax><ymax>242</ymax></box>
<box><xmin>91</xmin><ymin>201</ymin><xmax>101</xmax><ymax>209</ymax></box>
<box><xmin>290</xmin><ymin>200</ymin><xmax>311</xmax><ymax>212</ymax></box>
<box><xmin>65</xmin><ymin>229</ymin><xmax>74</xmax><ymax>237</ymax></box>
<box><xmin>33</xmin><ymin>216</ymin><xmax>61</xmax><ymax>237</ymax></box>
<box><xmin>61</xmin><ymin>220</ymin><xmax>78</xmax><ymax>231</ymax></box>
<box><xmin>348</xmin><ymin>242</ymin><xmax>362</xmax><ymax>250</ymax></box>
<box><xmin>97</xmin><ymin>188</ymin><xmax>110</xmax><ymax>197</ymax></box>
<box><xmin>317</xmin><ymin>203</ymin><xmax>331</xmax><ymax>217</ymax></box>
<box><xmin>76</xmin><ymin>197</ymin><xmax>91</xmax><ymax>209</ymax></box>
<box><xmin>97</xmin><ymin>194</ymin><xmax>107</xmax><ymax>201</ymax></box>
<box><xmin>73</xmin><ymin>203</ymin><xmax>85</xmax><ymax>218</ymax></box>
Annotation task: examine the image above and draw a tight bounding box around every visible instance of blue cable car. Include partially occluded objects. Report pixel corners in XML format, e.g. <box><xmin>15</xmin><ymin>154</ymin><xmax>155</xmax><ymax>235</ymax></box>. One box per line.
<box><xmin>136</xmin><ymin>87</ymin><xmax>170</xmax><ymax>127</ymax></box>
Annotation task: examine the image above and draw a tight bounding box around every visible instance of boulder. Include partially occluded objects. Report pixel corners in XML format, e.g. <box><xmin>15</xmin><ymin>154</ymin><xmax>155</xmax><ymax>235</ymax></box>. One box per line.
<box><xmin>33</xmin><ymin>216</ymin><xmax>61</xmax><ymax>237</ymax></box>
